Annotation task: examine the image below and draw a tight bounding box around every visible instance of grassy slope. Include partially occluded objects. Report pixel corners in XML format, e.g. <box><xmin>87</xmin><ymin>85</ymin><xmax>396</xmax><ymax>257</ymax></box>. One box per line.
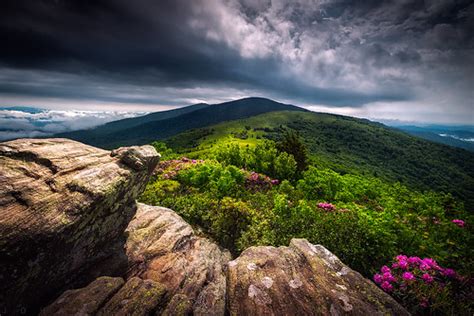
<box><xmin>165</xmin><ymin>111</ymin><xmax>474</xmax><ymax>210</ymax></box>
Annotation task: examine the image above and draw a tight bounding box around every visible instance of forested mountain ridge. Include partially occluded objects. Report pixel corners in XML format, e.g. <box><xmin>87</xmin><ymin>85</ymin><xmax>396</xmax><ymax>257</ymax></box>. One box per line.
<box><xmin>56</xmin><ymin>97</ymin><xmax>473</xmax><ymax>209</ymax></box>
<box><xmin>56</xmin><ymin>98</ymin><xmax>306</xmax><ymax>148</ymax></box>
<box><xmin>163</xmin><ymin>110</ymin><xmax>474</xmax><ymax>210</ymax></box>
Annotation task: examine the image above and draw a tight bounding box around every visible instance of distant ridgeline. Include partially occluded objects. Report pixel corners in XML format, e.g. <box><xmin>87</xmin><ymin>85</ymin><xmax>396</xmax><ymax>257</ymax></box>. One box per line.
<box><xmin>393</xmin><ymin>125</ymin><xmax>474</xmax><ymax>152</ymax></box>
<box><xmin>57</xmin><ymin>97</ymin><xmax>474</xmax><ymax>210</ymax></box>
<box><xmin>56</xmin><ymin>98</ymin><xmax>305</xmax><ymax>148</ymax></box>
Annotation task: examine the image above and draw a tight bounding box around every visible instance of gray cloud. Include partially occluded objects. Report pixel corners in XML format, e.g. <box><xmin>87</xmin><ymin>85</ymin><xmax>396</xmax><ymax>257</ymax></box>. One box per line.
<box><xmin>0</xmin><ymin>0</ymin><xmax>472</xmax><ymax>123</ymax></box>
<box><xmin>0</xmin><ymin>108</ymin><xmax>147</xmax><ymax>141</ymax></box>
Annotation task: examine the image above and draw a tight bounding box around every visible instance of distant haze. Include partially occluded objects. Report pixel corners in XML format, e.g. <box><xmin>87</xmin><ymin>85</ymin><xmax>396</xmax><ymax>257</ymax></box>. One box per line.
<box><xmin>0</xmin><ymin>0</ymin><xmax>473</xmax><ymax>124</ymax></box>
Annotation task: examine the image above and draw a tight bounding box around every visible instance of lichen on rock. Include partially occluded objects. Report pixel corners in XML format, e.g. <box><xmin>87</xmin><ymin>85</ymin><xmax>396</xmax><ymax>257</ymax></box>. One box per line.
<box><xmin>227</xmin><ymin>238</ymin><xmax>409</xmax><ymax>316</ymax></box>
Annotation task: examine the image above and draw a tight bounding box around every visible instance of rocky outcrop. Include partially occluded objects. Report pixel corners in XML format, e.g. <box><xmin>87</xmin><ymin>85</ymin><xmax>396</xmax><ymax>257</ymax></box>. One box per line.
<box><xmin>41</xmin><ymin>204</ymin><xmax>407</xmax><ymax>316</ymax></box>
<box><xmin>125</xmin><ymin>203</ymin><xmax>231</xmax><ymax>315</ymax></box>
<box><xmin>0</xmin><ymin>138</ymin><xmax>160</xmax><ymax>314</ymax></box>
<box><xmin>0</xmin><ymin>138</ymin><xmax>408</xmax><ymax>315</ymax></box>
<box><xmin>227</xmin><ymin>239</ymin><xmax>409</xmax><ymax>315</ymax></box>
<box><xmin>40</xmin><ymin>203</ymin><xmax>231</xmax><ymax>316</ymax></box>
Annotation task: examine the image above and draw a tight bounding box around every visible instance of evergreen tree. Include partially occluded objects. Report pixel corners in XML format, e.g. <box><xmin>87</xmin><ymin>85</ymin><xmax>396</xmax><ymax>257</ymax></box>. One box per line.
<box><xmin>277</xmin><ymin>130</ymin><xmax>308</xmax><ymax>174</ymax></box>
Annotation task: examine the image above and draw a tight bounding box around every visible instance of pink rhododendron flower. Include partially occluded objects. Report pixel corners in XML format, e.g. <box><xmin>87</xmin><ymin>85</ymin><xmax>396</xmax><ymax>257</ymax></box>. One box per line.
<box><xmin>422</xmin><ymin>273</ymin><xmax>434</xmax><ymax>283</ymax></box>
<box><xmin>250</xmin><ymin>172</ymin><xmax>259</xmax><ymax>181</ymax></box>
<box><xmin>408</xmin><ymin>256</ymin><xmax>421</xmax><ymax>265</ymax></box>
<box><xmin>422</xmin><ymin>258</ymin><xmax>441</xmax><ymax>270</ymax></box>
<box><xmin>382</xmin><ymin>272</ymin><xmax>396</xmax><ymax>283</ymax></box>
<box><xmin>375</xmin><ymin>256</ymin><xmax>463</xmax><ymax>312</ymax></box>
<box><xmin>442</xmin><ymin>268</ymin><xmax>456</xmax><ymax>278</ymax></box>
<box><xmin>271</xmin><ymin>179</ymin><xmax>279</xmax><ymax>185</ymax></box>
<box><xmin>380</xmin><ymin>281</ymin><xmax>393</xmax><ymax>292</ymax></box>
<box><xmin>381</xmin><ymin>265</ymin><xmax>391</xmax><ymax>274</ymax></box>
<box><xmin>373</xmin><ymin>274</ymin><xmax>383</xmax><ymax>284</ymax></box>
<box><xmin>419</xmin><ymin>263</ymin><xmax>430</xmax><ymax>270</ymax></box>
<box><xmin>396</xmin><ymin>255</ymin><xmax>408</xmax><ymax>262</ymax></box>
<box><xmin>317</xmin><ymin>202</ymin><xmax>335</xmax><ymax>211</ymax></box>
<box><xmin>452</xmin><ymin>219</ymin><xmax>465</xmax><ymax>227</ymax></box>
<box><xmin>402</xmin><ymin>272</ymin><xmax>415</xmax><ymax>281</ymax></box>
<box><xmin>399</xmin><ymin>260</ymin><xmax>408</xmax><ymax>270</ymax></box>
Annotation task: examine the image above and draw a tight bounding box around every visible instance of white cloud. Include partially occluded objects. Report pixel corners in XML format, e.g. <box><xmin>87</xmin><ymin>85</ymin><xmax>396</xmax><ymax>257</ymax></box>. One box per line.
<box><xmin>0</xmin><ymin>108</ymin><xmax>149</xmax><ymax>141</ymax></box>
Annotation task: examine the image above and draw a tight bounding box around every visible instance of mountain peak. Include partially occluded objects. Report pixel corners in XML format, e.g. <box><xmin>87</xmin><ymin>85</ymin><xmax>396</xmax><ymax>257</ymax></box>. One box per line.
<box><xmin>56</xmin><ymin>97</ymin><xmax>306</xmax><ymax>148</ymax></box>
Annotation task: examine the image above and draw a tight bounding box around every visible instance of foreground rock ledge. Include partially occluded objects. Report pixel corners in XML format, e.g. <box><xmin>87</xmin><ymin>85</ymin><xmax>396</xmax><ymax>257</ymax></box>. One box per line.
<box><xmin>41</xmin><ymin>203</ymin><xmax>231</xmax><ymax>316</ymax></box>
<box><xmin>0</xmin><ymin>138</ymin><xmax>160</xmax><ymax>314</ymax></box>
<box><xmin>43</xmin><ymin>204</ymin><xmax>408</xmax><ymax>316</ymax></box>
<box><xmin>227</xmin><ymin>239</ymin><xmax>409</xmax><ymax>315</ymax></box>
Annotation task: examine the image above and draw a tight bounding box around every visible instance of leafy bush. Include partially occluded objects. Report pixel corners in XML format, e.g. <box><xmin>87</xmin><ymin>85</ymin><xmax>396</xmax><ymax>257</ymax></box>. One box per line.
<box><xmin>212</xmin><ymin>140</ymin><xmax>298</xmax><ymax>181</ymax></box>
<box><xmin>151</xmin><ymin>141</ymin><xmax>176</xmax><ymax>160</ymax></box>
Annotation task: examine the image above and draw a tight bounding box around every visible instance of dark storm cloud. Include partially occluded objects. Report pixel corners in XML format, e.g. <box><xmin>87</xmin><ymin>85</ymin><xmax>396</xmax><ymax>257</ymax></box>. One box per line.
<box><xmin>0</xmin><ymin>0</ymin><xmax>472</xmax><ymax>121</ymax></box>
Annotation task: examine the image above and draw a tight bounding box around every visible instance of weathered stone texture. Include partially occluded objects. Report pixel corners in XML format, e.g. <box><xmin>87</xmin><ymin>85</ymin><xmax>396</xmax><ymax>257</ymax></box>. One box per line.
<box><xmin>227</xmin><ymin>238</ymin><xmax>409</xmax><ymax>316</ymax></box>
<box><xmin>0</xmin><ymin>138</ymin><xmax>159</xmax><ymax>314</ymax></box>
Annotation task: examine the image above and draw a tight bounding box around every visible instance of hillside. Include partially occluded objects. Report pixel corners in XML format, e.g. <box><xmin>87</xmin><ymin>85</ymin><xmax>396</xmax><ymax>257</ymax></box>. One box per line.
<box><xmin>55</xmin><ymin>97</ymin><xmax>474</xmax><ymax>208</ymax></box>
<box><xmin>57</xmin><ymin>98</ymin><xmax>306</xmax><ymax>148</ymax></box>
<box><xmin>163</xmin><ymin>111</ymin><xmax>474</xmax><ymax>210</ymax></box>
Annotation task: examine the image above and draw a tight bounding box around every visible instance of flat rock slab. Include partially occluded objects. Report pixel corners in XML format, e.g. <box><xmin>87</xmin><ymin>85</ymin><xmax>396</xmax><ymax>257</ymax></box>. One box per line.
<box><xmin>227</xmin><ymin>238</ymin><xmax>409</xmax><ymax>316</ymax></box>
<box><xmin>0</xmin><ymin>138</ymin><xmax>159</xmax><ymax>314</ymax></box>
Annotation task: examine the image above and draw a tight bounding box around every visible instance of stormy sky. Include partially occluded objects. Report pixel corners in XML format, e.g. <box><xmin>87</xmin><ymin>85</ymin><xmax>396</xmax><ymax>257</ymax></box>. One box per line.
<box><xmin>0</xmin><ymin>0</ymin><xmax>473</xmax><ymax>124</ymax></box>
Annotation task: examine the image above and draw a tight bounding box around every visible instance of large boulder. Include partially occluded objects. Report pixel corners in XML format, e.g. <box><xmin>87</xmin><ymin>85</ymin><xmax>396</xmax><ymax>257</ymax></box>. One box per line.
<box><xmin>42</xmin><ymin>204</ymin><xmax>408</xmax><ymax>316</ymax></box>
<box><xmin>41</xmin><ymin>203</ymin><xmax>231</xmax><ymax>316</ymax></box>
<box><xmin>125</xmin><ymin>203</ymin><xmax>231</xmax><ymax>315</ymax></box>
<box><xmin>0</xmin><ymin>138</ymin><xmax>160</xmax><ymax>314</ymax></box>
<box><xmin>227</xmin><ymin>239</ymin><xmax>409</xmax><ymax>316</ymax></box>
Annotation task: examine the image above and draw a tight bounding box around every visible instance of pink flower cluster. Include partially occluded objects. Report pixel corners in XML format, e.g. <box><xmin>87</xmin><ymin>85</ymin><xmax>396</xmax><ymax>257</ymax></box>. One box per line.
<box><xmin>245</xmin><ymin>171</ymin><xmax>279</xmax><ymax>191</ymax></box>
<box><xmin>374</xmin><ymin>254</ymin><xmax>458</xmax><ymax>303</ymax></box>
<box><xmin>451</xmin><ymin>219</ymin><xmax>465</xmax><ymax>227</ymax></box>
<box><xmin>317</xmin><ymin>202</ymin><xmax>335</xmax><ymax>212</ymax></box>
<box><xmin>156</xmin><ymin>158</ymin><xmax>204</xmax><ymax>179</ymax></box>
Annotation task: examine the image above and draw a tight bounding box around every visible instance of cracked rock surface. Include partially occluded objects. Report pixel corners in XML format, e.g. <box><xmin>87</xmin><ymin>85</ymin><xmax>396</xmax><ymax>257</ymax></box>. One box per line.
<box><xmin>227</xmin><ymin>239</ymin><xmax>409</xmax><ymax>316</ymax></box>
<box><xmin>0</xmin><ymin>138</ymin><xmax>160</xmax><ymax>314</ymax></box>
<box><xmin>41</xmin><ymin>203</ymin><xmax>231</xmax><ymax>316</ymax></box>
<box><xmin>42</xmin><ymin>204</ymin><xmax>407</xmax><ymax>316</ymax></box>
